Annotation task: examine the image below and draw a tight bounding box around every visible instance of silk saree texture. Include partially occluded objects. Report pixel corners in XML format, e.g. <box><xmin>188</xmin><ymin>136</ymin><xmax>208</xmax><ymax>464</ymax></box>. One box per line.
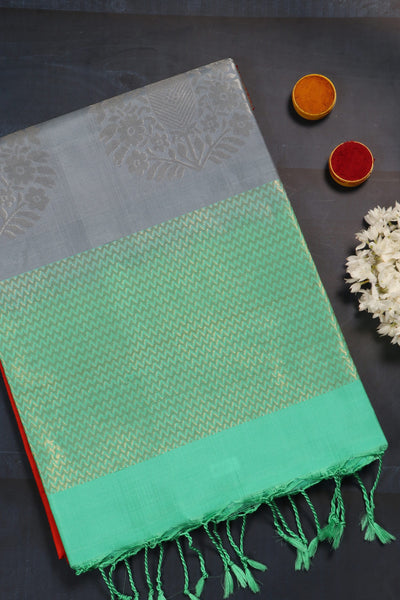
<box><xmin>0</xmin><ymin>59</ymin><xmax>392</xmax><ymax>597</ymax></box>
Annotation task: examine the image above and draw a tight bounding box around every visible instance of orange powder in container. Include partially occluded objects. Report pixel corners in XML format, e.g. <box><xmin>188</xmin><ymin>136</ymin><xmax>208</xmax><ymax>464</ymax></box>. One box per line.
<box><xmin>292</xmin><ymin>74</ymin><xmax>336</xmax><ymax>120</ymax></box>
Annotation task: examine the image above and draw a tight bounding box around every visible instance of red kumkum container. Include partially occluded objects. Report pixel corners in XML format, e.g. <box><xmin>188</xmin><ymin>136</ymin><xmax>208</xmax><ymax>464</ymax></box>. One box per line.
<box><xmin>329</xmin><ymin>141</ymin><xmax>374</xmax><ymax>187</ymax></box>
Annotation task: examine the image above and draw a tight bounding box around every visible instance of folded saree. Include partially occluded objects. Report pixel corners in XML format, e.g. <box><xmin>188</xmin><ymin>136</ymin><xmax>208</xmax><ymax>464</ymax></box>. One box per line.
<box><xmin>0</xmin><ymin>59</ymin><xmax>393</xmax><ymax>598</ymax></box>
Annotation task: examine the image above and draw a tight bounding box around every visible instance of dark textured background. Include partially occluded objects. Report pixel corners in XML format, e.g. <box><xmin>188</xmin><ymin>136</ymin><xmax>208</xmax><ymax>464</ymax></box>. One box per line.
<box><xmin>1</xmin><ymin>4</ymin><xmax>400</xmax><ymax>600</ymax></box>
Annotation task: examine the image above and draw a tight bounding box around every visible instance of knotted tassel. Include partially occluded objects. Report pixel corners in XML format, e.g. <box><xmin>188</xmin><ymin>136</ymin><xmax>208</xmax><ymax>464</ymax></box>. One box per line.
<box><xmin>212</xmin><ymin>523</ymin><xmax>248</xmax><ymax>589</ymax></box>
<box><xmin>230</xmin><ymin>562</ymin><xmax>248</xmax><ymax>588</ymax></box>
<box><xmin>330</xmin><ymin>516</ymin><xmax>346</xmax><ymax>550</ymax></box>
<box><xmin>307</xmin><ymin>536</ymin><xmax>319</xmax><ymax>560</ymax></box>
<box><xmin>194</xmin><ymin>575</ymin><xmax>207</xmax><ymax>598</ymax></box>
<box><xmin>246</xmin><ymin>558</ymin><xmax>268</xmax><ymax>571</ymax></box>
<box><xmin>360</xmin><ymin>514</ymin><xmax>395</xmax><ymax>544</ymax></box>
<box><xmin>225</xmin><ymin>517</ymin><xmax>267</xmax><ymax>594</ymax></box>
<box><xmin>268</xmin><ymin>499</ymin><xmax>310</xmax><ymax>571</ymax></box>
<box><xmin>288</xmin><ymin>496</ymin><xmax>312</xmax><ymax>570</ymax></box>
<box><xmin>185</xmin><ymin>533</ymin><xmax>208</xmax><ymax>598</ymax></box>
<box><xmin>223</xmin><ymin>569</ymin><xmax>234</xmax><ymax>599</ymax></box>
<box><xmin>294</xmin><ymin>530</ymin><xmax>308</xmax><ymax>568</ymax></box>
<box><xmin>239</xmin><ymin>516</ymin><xmax>268</xmax><ymax>577</ymax></box>
<box><xmin>243</xmin><ymin>566</ymin><xmax>260</xmax><ymax>594</ymax></box>
<box><xmin>204</xmin><ymin>523</ymin><xmax>247</xmax><ymax>597</ymax></box>
<box><xmin>176</xmin><ymin>537</ymin><xmax>200</xmax><ymax>600</ymax></box>
<box><xmin>204</xmin><ymin>524</ymin><xmax>233</xmax><ymax>598</ymax></box>
<box><xmin>319</xmin><ymin>512</ymin><xmax>345</xmax><ymax>549</ymax></box>
<box><xmin>245</xmin><ymin>558</ymin><xmax>268</xmax><ymax>592</ymax></box>
<box><xmin>294</xmin><ymin>543</ymin><xmax>310</xmax><ymax>572</ymax></box>
<box><xmin>318</xmin><ymin>476</ymin><xmax>345</xmax><ymax>550</ymax></box>
<box><xmin>355</xmin><ymin>457</ymin><xmax>395</xmax><ymax>545</ymax></box>
<box><xmin>301</xmin><ymin>490</ymin><xmax>322</xmax><ymax>559</ymax></box>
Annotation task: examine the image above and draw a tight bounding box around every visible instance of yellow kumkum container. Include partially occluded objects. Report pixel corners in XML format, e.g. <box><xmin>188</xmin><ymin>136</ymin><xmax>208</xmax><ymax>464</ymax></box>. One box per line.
<box><xmin>292</xmin><ymin>74</ymin><xmax>336</xmax><ymax>120</ymax></box>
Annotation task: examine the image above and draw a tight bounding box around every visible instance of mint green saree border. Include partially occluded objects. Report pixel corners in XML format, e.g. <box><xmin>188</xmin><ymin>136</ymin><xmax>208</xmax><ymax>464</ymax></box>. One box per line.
<box><xmin>49</xmin><ymin>379</ymin><xmax>386</xmax><ymax>572</ymax></box>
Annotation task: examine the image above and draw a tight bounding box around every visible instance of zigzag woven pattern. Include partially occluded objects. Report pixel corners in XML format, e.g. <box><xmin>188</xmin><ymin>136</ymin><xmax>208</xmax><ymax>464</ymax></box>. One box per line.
<box><xmin>0</xmin><ymin>180</ymin><xmax>357</xmax><ymax>494</ymax></box>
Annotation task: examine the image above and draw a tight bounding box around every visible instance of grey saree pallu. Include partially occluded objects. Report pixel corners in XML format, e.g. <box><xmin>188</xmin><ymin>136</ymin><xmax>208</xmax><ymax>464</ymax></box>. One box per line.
<box><xmin>0</xmin><ymin>59</ymin><xmax>393</xmax><ymax>599</ymax></box>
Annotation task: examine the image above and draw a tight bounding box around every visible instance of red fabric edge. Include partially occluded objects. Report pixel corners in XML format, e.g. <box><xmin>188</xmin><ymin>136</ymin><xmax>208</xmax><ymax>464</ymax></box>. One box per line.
<box><xmin>0</xmin><ymin>359</ymin><xmax>66</xmax><ymax>560</ymax></box>
<box><xmin>235</xmin><ymin>63</ymin><xmax>255</xmax><ymax>111</ymax></box>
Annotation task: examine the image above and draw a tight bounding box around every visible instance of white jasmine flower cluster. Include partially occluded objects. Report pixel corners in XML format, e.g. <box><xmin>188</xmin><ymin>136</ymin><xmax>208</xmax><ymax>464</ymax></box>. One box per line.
<box><xmin>346</xmin><ymin>203</ymin><xmax>400</xmax><ymax>345</ymax></box>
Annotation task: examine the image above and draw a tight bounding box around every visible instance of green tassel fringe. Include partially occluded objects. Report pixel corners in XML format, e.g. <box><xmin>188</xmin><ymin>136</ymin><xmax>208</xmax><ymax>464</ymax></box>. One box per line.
<box><xmin>307</xmin><ymin>536</ymin><xmax>319</xmax><ymax>559</ymax></box>
<box><xmin>185</xmin><ymin>532</ymin><xmax>208</xmax><ymax>597</ymax></box>
<box><xmin>317</xmin><ymin>476</ymin><xmax>346</xmax><ymax>550</ymax></box>
<box><xmin>230</xmin><ymin>562</ymin><xmax>248</xmax><ymax>588</ymax></box>
<box><xmin>195</xmin><ymin>575</ymin><xmax>206</xmax><ymax>597</ymax></box>
<box><xmin>294</xmin><ymin>547</ymin><xmax>310</xmax><ymax>572</ymax></box>
<box><xmin>223</xmin><ymin>568</ymin><xmax>234</xmax><ymax>599</ymax></box>
<box><xmin>224</xmin><ymin>517</ymin><xmax>267</xmax><ymax>595</ymax></box>
<box><xmin>355</xmin><ymin>457</ymin><xmax>395</xmax><ymax>546</ymax></box>
<box><xmin>246</xmin><ymin>558</ymin><xmax>267</xmax><ymax>572</ymax></box>
<box><xmin>361</xmin><ymin>514</ymin><xmax>395</xmax><ymax>544</ymax></box>
<box><xmin>319</xmin><ymin>515</ymin><xmax>345</xmax><ymax>549</ymax></box>
<box><xmin>244</xmin><ymin>565</ymin><xmax>260</xmax><ymax>593</ymax></box>
<box><xmin>99</xmin><ymin>458</ymin><xmax>394</xmax><ymax>600</ymax></box>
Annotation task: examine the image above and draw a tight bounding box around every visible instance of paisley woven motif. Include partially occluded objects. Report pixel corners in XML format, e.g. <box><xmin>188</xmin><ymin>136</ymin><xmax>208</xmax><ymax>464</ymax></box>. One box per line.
<box><xmin>0</xmin><ymin>180</ymin><xmax>356</xmax><ymax>494</ymax></box>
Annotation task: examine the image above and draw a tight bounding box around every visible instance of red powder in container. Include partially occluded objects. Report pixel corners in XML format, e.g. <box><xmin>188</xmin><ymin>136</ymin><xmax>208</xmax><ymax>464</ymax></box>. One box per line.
<box><xmin>330</xmin><ymin>141</ymin><xmax>373</xmax><ymax>182</ymax></box>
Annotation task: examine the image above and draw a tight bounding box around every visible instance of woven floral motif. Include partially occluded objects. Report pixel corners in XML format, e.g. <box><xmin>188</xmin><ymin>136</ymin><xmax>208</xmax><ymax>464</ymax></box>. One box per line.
<box><xmin>0</xmin><ymin>129</ymin><xmax>56</xmax><ymax>238</ymax></box>
<box><xmin>92</xmin><ymin>61</ymin><xmax>254</xmax><ymax>180</ymax></box>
